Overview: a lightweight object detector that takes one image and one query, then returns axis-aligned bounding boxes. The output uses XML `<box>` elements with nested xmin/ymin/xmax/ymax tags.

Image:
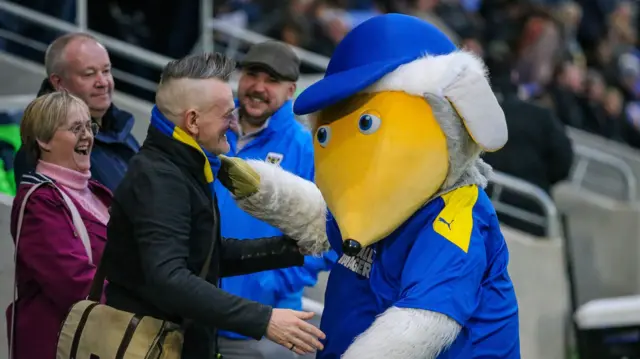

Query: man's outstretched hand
<box><xmin>217</xmin><ymin>155</ymin><xmax>261</xmax><ymax>199</ymax></box>
<box><xmin>266</xmin><ymin>309</ymin><xmax>326</xmax><ymax>355</ymax></box>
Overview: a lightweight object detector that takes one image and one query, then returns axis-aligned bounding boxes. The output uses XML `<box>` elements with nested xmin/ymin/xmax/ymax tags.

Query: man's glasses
<box><xmin>224</xmin><ymin>107</ymin><xmax>240</xmax><ymax>123</ymax></box>
<box><xmin>64</xmin><ymin>121</ymin><xmax>100</xmax><ymax>136</ymax></box>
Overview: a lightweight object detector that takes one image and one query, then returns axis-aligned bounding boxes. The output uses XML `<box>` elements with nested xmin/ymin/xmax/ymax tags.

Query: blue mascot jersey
<box><xmin>319</xmin><ymin>185</ymin><xmax>520</xmax><ymax>359</ymax></box>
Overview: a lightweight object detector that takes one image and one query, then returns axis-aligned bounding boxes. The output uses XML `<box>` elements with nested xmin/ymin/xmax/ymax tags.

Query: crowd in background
<box><xmin>214</xmin><ymin>0</ymin><xmax>640</xmax><ymax>148</ymax></box>
<box><xmin>0</xmin><ymin>0</ymin><xmax>638</xmax><ymax>228</ymax></box>
<box><xmin>4</xmin><ymin>0</ymin><xmax>640</xmax><ymax>146</ymax></box>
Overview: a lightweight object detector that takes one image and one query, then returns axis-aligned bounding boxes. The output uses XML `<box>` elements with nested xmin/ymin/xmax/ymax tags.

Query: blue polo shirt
<box><xmin>215</xmin><ymin>100</ymin><xmax>337</xmax><ymax>340</ymax></box>
<box><xmin>318</xmin><ymin>185</ymin><xmax>520</xmax><ymax>358</ymax></box>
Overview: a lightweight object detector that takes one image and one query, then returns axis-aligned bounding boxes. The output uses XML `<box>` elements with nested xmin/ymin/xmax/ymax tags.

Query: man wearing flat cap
<box><xmin>214</xmin><ymin>41</ymin><xmax>337</xmax><ymax>359</ymax></box>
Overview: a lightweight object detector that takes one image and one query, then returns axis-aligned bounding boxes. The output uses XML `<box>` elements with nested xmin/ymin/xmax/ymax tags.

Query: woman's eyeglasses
<box><xmin>65</xmin><ymin>121</ymin><xmax>100</xmax><ymax>136</ymax></box>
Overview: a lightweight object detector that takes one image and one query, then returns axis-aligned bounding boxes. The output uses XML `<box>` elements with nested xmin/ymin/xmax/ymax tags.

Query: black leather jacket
<box><xmin>104</xmin><ymin>125</ymin><xmax>304</xmax><ymax>358</ymax></box>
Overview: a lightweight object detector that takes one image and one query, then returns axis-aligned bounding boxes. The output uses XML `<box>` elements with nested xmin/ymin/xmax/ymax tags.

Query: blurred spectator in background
<box><xmin>484</xmin><ymin>67</ymin><xmax>574</xmax><ymax>236</ymax></box>
<box><xmin>514</xmin><ymin>11</ymin><xmax>563</xmax><ymax>97</ymax></box>
<box><xmin>545</xmin><ymin>61</ymin><xmax>587</xmax><ymax>128</ymax></box>
<box><xmin>581</xmin><ymin>69</ymin><xmax>624</xmax><ymax>140</ymax></box>
<box><xmin>604</xmin><ymin>87</ymin><xmax>629</xmax><ymax>143</ymax></box>
<box><xmin>308</xmin><ymin>0</ymin><xmax>352</xmax><ymax>57</ymax></box>
<box><xmin>215</xmin><ymin>40</ymin><xmax>336</xmax><ymax>359</ymax></box>
<box><xmin>8</xmin><ymin>92</ymin><xmax>110</xmax><ymax>359</ymax></box>
<box><xmin>12</xmin><ymin>33</ymin><xmax>140</xmax><ymax>192</ymax></box>
<box><xmin>559</xmin><ymin>1</ymin><xmax>586</xmax><ymax>66</ymax></box>
<box><xmin>408</xmin><ymin>0</ymin><xmax>460</xmax><ymax>43</ymax></box>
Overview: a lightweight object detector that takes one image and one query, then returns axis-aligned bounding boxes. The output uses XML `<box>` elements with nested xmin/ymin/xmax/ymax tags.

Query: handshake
<box><xmin>217</xmin><ymin>155</ymin><xmax>330</xmax><ymax>354</ymax></box>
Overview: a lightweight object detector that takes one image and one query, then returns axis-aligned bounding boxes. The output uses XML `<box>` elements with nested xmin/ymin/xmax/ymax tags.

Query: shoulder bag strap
<box><xmin>10</xmin><ymin>182</ymin><xmax>45</xmax><ymax>359</ymax></box>
<box><xmin>56</xmin><ymin>187</ymin><xmax>93</xmax><ymax>264</ymax></box>
<box><xmin>10</xmin><ymin>182</ymin><xmax>95</xmax><ymax>358</ymax></box>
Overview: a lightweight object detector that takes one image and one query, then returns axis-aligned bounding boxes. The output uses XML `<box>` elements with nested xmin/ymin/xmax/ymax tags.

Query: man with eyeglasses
<box><xmin>13</xmin><ymin>32</ymin><xmax>140</xmax><ymax>192</ymax></box>
<box><xmin>215</xmin><ymin>40</ymin><xmax>337</xmax><ymax>359</ymax></box>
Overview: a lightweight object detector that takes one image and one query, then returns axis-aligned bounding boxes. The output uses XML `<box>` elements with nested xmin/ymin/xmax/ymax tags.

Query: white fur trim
<box><xmin>234</xmin><ymin>160</ymin><xmax>330</xmax><ymax>255</ymax></box>
<box><xmin>364</xmin><ymin>51</ymin><xmax>508</xmax><ymax>152</ymax></box>
<box><xmin>342</xmin><ymin>307</ymin><xmax>461</xmax><ymax>359</ymax></box>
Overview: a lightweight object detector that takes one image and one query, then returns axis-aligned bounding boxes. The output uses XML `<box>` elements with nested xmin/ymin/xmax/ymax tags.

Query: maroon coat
<box><xmin>6</xmin><ymin>173</ymin><xmax>112</xmax><ymax>359</ymax></box>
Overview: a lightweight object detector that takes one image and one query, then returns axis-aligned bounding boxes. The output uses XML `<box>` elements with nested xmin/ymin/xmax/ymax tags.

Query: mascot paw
<box><xmin>233</xmin><ymin>160</ymin><xmax>330</xmax><ymax>255</ymax></box>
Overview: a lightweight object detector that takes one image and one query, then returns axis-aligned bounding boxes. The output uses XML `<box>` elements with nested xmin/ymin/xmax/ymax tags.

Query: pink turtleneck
<box><xmin>36</xmin><ymin>160</ymin><xmax>110</xmax><ymax>225</ymax></box>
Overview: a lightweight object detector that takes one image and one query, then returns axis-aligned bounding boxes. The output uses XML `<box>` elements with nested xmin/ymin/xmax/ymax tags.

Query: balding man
<box><xmin>102</xmin><ymin>53</ymin><xmax>325</xmax><ymax>359</ymax></box>
<box><xmin>13</xmin><ymin>32</ymin><xmax>140</xmax><ymax>191</ymax></box>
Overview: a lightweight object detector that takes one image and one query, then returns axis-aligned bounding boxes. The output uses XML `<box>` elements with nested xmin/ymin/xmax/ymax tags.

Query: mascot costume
<box><xmin>218</xmin><ymin>13</ymin><xmax>520</xmax><ymax>359</ymax></box>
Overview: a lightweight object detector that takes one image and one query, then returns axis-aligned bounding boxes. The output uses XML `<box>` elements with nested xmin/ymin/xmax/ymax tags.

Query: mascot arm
<box><xmin>342</xmin><ymin>221</ymin><xmax>487</xmax><ymax>359</ymax></box>
<box><xmin>218</xmin><ymin>156</ymin><xmax>330</xmax><ymax>255</ymax></box>
<box><xmin>269</xmin><ymin>156</ymin><xmax>338</xmax><ymax>291</ymax></box>
<box><xmin>341</xmin><ymin>307</ymin><xmax>460</xmax><ymax>359</ymax></box>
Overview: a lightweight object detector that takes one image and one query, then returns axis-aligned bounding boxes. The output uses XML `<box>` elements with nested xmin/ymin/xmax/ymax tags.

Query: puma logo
<box><xmin>438</xmin><ymin>217</ymin><xmax>454</xmax><ymax>230</ymax></box>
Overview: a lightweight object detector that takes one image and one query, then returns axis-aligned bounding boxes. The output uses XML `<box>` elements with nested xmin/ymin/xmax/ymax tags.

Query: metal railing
<box><xmin>489</xmin><ymin>171</ymin><xmax>562</xmax><ymax>238</ymax></box>
<box><xmin>0</xmin><ymin>95</ymin><xmax>35</xmax><ymax>112</ymax></box>
<box><xmin>0</xmin><ymin>1</ymin><xmax>174</xmax><ymax>69</ymax></box>
<box><xmin>203</xmin><ymin>19</ymin><xmax>330</xmax><ymax>71</ymax></box>
<box><xmin>0</xmin><ymin>1</ymin><xmax>176</xmax><ymax>93</ymax></box>
<box><xmin>571</xmin><ymin>144</ymin><xmax>637</xmax><ymax>202</ymax></box>
<box><xmin>76</xmin><ymin>0</ymin><xmax>87</xmax><ymax>31</ymax></box>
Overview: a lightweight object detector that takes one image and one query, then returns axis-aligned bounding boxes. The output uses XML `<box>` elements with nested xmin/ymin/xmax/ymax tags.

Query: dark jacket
<box><xmin>13</xmin><ymin>79</ymin><xmax>140</xmax><ymax>192</ymax></box>
<box><xmin>103</xmin><ymin>125</ymin><xmax>304</xmax><ymax>358</ymax></box>
<box><xmin>484</xmin><ymin>79</ymin><xmax>574</xmax><ymax>236</ymax></box>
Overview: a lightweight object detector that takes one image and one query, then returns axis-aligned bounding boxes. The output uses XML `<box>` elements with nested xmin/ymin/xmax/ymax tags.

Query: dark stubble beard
<box><xmin>239</xmin><ymin>106</ymin><xmax>273</xmax><ymax>127</ymax></box>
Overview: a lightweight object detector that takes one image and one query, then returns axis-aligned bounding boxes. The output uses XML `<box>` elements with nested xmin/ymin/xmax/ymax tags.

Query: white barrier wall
<box><xmin>554</xmin><ymin>184</ymin><xmax>640</xmax><ymax>305</ymax></box>
<box><xmin>503</xmin><ymin>226</ymin><xmax>570</xmax><ymax>359</ymax></box>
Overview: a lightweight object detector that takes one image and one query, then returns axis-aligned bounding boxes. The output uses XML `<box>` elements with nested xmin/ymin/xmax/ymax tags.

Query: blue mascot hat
<box><xmin>293</xmin><ymin>13</ymin><xmax>457</xmax><ymax>115</ymax></box>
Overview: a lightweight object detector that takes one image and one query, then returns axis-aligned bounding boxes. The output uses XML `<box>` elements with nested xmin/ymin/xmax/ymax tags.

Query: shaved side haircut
<box><xmin>155</xmin><ymin>53</ymin><xmax>236</xmax><ymax>121</ymax></box>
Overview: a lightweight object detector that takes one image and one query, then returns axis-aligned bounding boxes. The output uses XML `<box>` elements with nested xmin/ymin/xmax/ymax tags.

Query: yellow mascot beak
<box><xmin>314</xmin><ymin>91</ymin><xmax>449</xmax><ymax>255</ymax></box>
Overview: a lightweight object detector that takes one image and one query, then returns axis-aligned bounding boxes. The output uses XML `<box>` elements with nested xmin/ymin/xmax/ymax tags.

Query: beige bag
<box><xmin>55</xmin><ymin>211</ymin><xmax>215</xmax><ymax>359</ymax></box>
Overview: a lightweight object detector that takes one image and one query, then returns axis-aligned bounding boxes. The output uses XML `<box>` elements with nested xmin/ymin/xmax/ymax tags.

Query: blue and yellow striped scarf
<box><xmin>150</xmin><ymin>105</ymin><xmax>221</xmax><ymax>195</ymax></box>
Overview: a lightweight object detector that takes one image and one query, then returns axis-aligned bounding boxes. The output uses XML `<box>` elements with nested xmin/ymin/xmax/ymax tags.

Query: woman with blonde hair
<box><xmin>6</xmin><ymin>91</ymin><xmax>111</xmax><ymax>359</ymax></box>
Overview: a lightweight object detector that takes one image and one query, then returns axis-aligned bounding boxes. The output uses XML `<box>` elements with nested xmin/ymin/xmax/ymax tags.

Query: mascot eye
<box><xmin>316</xmin><ymin>126</ymin><xmax>331</xmax><ymax>147</ymax></box>
<box><xmin>358</xmin><ymin>114</ymin><xmax>381</xmax><ymax>134</ymax></box>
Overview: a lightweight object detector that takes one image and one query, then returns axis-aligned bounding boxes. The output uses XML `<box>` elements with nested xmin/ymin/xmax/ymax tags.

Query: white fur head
<box><xmin>362</xmin><ymin>50</ymin><xmax>506</xmax><ymax>191</ymax></box>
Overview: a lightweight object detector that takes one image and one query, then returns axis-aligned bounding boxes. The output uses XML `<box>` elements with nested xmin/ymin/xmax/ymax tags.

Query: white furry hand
<box><xmin>233</xmin><ymin>160</ymin><xmax>330</xmax><ymax>255</ymax></box>
<box><xmin>341</xmin><ymin>307</ymin><xmax>461</xmax><ymax>359</ymax></box>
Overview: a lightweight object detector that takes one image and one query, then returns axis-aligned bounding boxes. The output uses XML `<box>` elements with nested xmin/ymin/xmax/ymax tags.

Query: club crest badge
<box><xmin>266</xmin><ymin>152</ymin><xmax>284</xmax><ymax>166</ymax></box>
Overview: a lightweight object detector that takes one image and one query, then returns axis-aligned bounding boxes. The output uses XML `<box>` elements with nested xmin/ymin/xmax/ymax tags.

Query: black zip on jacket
<box><xmin>103</xmin><ymin>124</ymin><xmax>304</xmax><ymax>358</ymax></box>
